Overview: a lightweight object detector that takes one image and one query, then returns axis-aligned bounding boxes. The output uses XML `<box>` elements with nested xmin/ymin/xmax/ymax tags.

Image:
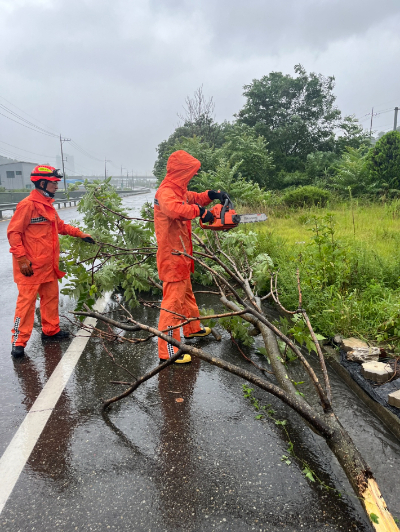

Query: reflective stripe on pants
<box><xmin>11</xmin><ymin>279</ymin><xmax>60</xmax><ymax>347</ymax></box>
<box><xmin>158</xmin><ymin>278</ymin><xmax>201</xmax><ymax>360</ymax></box>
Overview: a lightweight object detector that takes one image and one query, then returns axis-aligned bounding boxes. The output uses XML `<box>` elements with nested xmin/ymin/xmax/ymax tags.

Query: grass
<box><xmin>249</xmin><ymin>201</ymin><xmax>400</xmax><ymax>260</ymax></box>
<box><xmin>239</xmin><ymin>200</ymin><xmax>400</xmax><ymax>346</ymax></box>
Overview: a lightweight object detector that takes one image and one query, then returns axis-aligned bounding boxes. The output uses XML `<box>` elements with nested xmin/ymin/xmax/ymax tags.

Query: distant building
<box><xmin>0</xmin><ymin>158</ymin><xmax>38</xmax><ymax>190</ymax></box>
<box><xmin>56</xmin><ymin>154</ymin><xmax>75</xmax><ymax>174</ymax></box>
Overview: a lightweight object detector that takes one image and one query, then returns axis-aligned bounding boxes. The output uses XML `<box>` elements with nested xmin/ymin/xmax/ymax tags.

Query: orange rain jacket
<box><xmin>7</xmin><ymin>188</ymin><xmax>85</xmax><ymax>285</ymax></box>
<box><xmin>154</xmin><ymin>150</ymin><xmax>211</xmax><ymax>282</ymax></box>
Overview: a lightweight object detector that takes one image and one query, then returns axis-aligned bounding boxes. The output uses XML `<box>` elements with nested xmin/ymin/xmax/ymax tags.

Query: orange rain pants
<box><xmin>158</xmin><ymin>278</ymin><xmax>202</xmax><ymax>360</ymax></box>
<box><xmin>12</xmin><ymin>279</ymin><xmax>60</xmax><ymax>347</ymax></box>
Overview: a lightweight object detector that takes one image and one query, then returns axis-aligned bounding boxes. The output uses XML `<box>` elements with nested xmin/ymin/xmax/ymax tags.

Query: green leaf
<box><xmin>369</xmin><ymin>513</ymin><xmax>379</xmax><ymax>524</ymax></box>
<box><xmin>302</xmin><ymin>466</ymin><xmax>315</xmax><ymax>482</ymax></box>
<box><xmin>255</xmin><ymin>414</ymin><xmax>263</xmax><ymax>420</ymax></box>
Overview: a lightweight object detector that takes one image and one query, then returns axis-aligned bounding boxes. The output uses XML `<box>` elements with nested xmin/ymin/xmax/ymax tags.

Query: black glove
<box><xmin>81</xmin><ymin>236</ymin><xmax>95</xmax><ymax>244</ymax></box>
<box><xmin>208</xmin><ymin>190</ymin><xmax>229</xmax><ymax>202</ymax></box>
<box><xmin>198</xmin><ymin>205</ymin><xmax>214</xmax><ymax>223</ymax></box>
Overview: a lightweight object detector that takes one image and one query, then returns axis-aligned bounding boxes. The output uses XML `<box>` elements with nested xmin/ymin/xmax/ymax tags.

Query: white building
<box><xmin>0</xmin><ymin>158</ymin><xmax>38</xmax><ymax>190</ymax></box>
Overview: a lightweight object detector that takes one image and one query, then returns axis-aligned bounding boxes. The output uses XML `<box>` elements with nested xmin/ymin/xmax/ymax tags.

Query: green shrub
<box><xmin>366</xmin><ymin>131</ymin><xmax>400</xmax><ymax>191</ymax></box>
<box><xmin>282</xmin><ymin>186</ymin><xmax>331</xmax><ymax>207</ymax></box>
<box><xmin>329</xmin><ymin>146</ymin><xmax>371</xmax><ymax>196</ymax></box>
<box><xmin>191</xmin><ymin>160</ymin><xmax>270</xmax><ymax>207</ymax></box>
<box><xmin>280</xmin><ymin>171</ymin><xmax>310</xmax><ymax>187</ymax></box>
<box><xmin>254</xmin><ymin>213</ymin><xmax>400</xmax><ymax>344</ymax></box>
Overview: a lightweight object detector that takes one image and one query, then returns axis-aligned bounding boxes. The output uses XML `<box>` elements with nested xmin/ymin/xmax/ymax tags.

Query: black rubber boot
<box><xmin>41</xmin><ymin>330</ymin><xmax>70</xmax><ymax>341</ymax></box>
<box><xmin>11</xmin><ymin>345</ymin><xmax>25</xmax><ymax>358</ymax></box>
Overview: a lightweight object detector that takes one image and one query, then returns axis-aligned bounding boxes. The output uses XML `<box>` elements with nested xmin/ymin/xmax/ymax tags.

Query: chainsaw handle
<box><xmin>220</xmin><ymin>197</ymin><xmax>234</xmax><ymax>226</ymax></box>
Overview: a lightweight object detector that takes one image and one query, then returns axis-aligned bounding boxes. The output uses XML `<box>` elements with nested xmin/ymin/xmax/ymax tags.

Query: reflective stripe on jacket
<box><xmin>154</xmin><ymin>150</ymin><xmax>211</xmax><ymax>282</ymax></box>
<box><xmin>7</xmin><ymin>189</ymin><xmax>84</xmax><ymax>284</ymax></box>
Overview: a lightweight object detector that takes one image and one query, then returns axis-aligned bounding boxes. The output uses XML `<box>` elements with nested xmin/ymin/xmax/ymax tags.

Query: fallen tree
<box><xmin>65</xmin><ymin>181</ymin><xmax>398</xmax><ymax>531</ymax></box>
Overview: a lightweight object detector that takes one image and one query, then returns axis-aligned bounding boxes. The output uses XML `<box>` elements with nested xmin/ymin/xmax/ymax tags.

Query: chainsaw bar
<box><xmin>235</xmin><ymin>213</ymin><xmax>268</xmax><ymax>224</ymax></box>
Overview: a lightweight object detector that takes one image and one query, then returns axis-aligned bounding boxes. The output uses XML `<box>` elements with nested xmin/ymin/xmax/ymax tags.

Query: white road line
<box><xmin>0</xmin><ymin>292</ymin><xmax>111</xmax><ymax>514</ymax></box>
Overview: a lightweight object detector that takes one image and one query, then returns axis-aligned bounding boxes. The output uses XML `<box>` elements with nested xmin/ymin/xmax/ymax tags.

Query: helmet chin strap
<box><xmin>37</xmin><ymin>180</ymin><xmax>55</xmax><ymax>198</ymax></box>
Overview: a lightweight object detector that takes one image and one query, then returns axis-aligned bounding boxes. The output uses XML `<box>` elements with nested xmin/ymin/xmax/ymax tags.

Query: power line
<box><xmin>68</xmin><ymin>160</ymin><xmax>96</xmax><ymax>174</ymax></box>
<box><xmin>69</xmin><ymin>140</ymin><xmax>103</xmax><ymax>162</ymax></box>
<box><xmin>0</xmin><ymin>95</ymin><xmax>118</xmax><ymax>174</ymax></box>
<box><xmin>0</xmin><ymin>94</ymin><xmax>59</xmax><ymax>136</ymax></box>
<box><xmin>0</xmin><ymin>148</ymin><xmax>37</xmax><ymax>164</ymax></box>
<box><xmin>372</xmin><ymin>98</ymin><xmax>400</xmax><ymax>109</ymax></box>
<box><xmin>0</xmin><ymin>111</ymin><xmax>58</xmax><ymax>137</ymax></box>
<box><xmin>0</xmin><ymin>96</ymin><xmax>103</xmax><ymax>163</ymax></box>
<box><xmin>0</xmin><ymin>103</ymin><xmax>58</xmax><ymax>137</ymax></box>
<box><xmin>64</xmin><ymin>166</ymin><xmax>86</xmax><ymax>176</ymax></box>
<box><xmin>0</xmin><ymin>139</ymin><xmax>57</xmax><ymax>159</ymax></box>
<box><xmin>356</xmin><ymin>107</ymin><xmax>395</xmax><ymax>122</ymax></box>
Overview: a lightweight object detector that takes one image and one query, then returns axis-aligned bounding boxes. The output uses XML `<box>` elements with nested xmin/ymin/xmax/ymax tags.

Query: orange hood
<box><xmin>159</xmin><ymin>150</ymin><xmax>201</xmax><ymax>193</ymax></box>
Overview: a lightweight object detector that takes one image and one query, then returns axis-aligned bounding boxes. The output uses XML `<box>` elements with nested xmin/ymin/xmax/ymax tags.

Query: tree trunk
<box><xmin>325</xmin><ymin>413</ymin><xmax>398</xmax><ymax>531</ymax></box>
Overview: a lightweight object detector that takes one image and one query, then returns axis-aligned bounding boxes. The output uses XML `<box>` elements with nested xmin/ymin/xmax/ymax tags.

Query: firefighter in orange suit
<box><xmin>8</xmin><ymin>165</ymin><xmax>95</xmax><ymax>358</ymax></box>
<box><xmin>154</xmin><ymin>150</ymin><xmax>228</xmax><ymax>364</ymax></box>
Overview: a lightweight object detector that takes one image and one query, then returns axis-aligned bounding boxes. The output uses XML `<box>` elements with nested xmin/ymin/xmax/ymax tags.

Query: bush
<box><xmin>282</xmin><ymin>186</ymin><xmax>331</xmax><ymax>207</ymax></box>
<box><xmin>330</xmin><ymin>146</ymin><xmax>370</xmax><ymax>196</ymax></box>
<box><xmin>191</xmin><ymin>160</ymin><xmax>270</xmax><ymax>207</ymax></box>
<box><xmin>280</xmin><ymin>171</ymin><xmax>310</xmax><ymax>187</ymax></box>
<box><xmin>255</xmin><ymin>213</ymin><xmax>400</xmax><ymax>343</ymax></box>
<box><xmin>366</xmin><ymin>131</ymin><xmax>400</xmax><ymax>191</ymax></box>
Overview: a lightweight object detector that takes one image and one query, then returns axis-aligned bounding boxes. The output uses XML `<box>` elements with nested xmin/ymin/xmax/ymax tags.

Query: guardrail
<box><xmin>0</xmin><ymin>197</ymin><xmax>84</xmax><ymax>219</ymax></box>
<box><xmin>0</xmin><ymin>187</ymin><xmax>152</xmax><ymax>219</ymax></box>
<box><xmin>0</xmin><ymin>203</ymin><xmax>18</xmax><ymax>219</ymax></box>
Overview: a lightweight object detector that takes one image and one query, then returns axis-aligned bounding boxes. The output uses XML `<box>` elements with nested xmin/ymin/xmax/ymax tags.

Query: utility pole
<box><xmin>59</xmin><ymin>134</ymin><xmax>71</xmax><ymax>192</ymax></box>
<box><xmin>369</xmin><ymin>107</ymin><xmax>374</xmax><ymax>139</ymax></box>
<box><xmin>394</xmin><ymin>107</ymin><xmax>399</xmax><ymax>131</ymax></box>
<box><xmin>121</xmin><ymin>166</ymin><xmax>126</xmax><ymax>189</ymax></box>
<box><xmin>104</xmin><ymin>158</ymin><xmax>111</xmax><ymax>181</ymax></box>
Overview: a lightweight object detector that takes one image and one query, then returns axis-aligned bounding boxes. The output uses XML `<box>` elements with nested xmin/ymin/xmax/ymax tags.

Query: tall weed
<box><xmin>254</xmin><ymin>211</ymin><xmax>400</xmax><ymax>344</ymax></box>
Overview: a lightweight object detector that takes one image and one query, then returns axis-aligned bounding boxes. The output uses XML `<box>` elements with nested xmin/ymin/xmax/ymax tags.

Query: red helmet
<box><xmin>30</xmin><ymin>165</ymin><xmax>63</xmax><ymax>182</ymax></box>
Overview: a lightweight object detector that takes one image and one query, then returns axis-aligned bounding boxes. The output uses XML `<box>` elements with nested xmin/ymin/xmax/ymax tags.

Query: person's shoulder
<box><xmin>156</xmin><ymin>185</ymin><xmax>174</xmax><ymax>199</ymax></box>
<box><xmin>20</xmin><ymin>192</ymin><xmax>34</xmax><ymax>203</ymax></box>
<box><xmin>15</xmin><ymin>194</ymin><xmax>34</xmax><ymax>211</ymax></box>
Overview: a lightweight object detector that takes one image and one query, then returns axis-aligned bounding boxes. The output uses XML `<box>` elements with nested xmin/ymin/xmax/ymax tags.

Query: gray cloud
<box><xmin>0</xmin><ymin>0</ymin><xmax>399</xmax><ymax>174</ymax></box>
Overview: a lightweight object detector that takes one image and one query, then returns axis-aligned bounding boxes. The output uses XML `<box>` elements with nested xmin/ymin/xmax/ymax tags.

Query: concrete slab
<box><xmin>388</xmin><ymin>390</ymin><xmax>400</xmax><ymax>409</ymax></box>
<box><xmin>347</xmin><ymin>346</ymin><xmax>380</xmax><ymax>363</ymax></box>
<box><xmin>361</xmin><ymin>361</ymin><xmax>395</xmax><ymax>384</ymax></box>
<box><xmin>341</xmin><ymin>337</ymin><xmax>368</xmax><ymax>352</ymax></box>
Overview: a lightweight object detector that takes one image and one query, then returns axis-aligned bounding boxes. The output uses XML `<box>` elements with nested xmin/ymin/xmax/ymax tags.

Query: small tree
<box><xmin>331</xmin><ymin>146</ymin><xmax>371</xmax><ymax>196</ymax></box>
<box><xmin>366</xmin><ymin>131</ymin><xmax>400</xmax><ymax>191</ymax></box>
<box><xmin>153</xmin><ymin>87</ymin><xmax>226</xmax><ymax>181</ymax></box>
<box><xmin>219</xmin><ymin>123</ymin><xmax>274</xmax><ymax>187</ymax></box>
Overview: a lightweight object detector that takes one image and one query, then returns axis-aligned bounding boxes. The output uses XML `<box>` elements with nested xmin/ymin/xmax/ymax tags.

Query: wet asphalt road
<box><xmin>0</xmin><ymin>192</ymin><xmax>399</xmax><ymax>531</ymax></box>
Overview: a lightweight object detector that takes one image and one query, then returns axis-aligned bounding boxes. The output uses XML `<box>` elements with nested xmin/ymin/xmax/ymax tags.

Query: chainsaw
<box><xmin>200</xmin><ymin>196</ymin><xmax>267</xmax><ymax>231</ymax></box>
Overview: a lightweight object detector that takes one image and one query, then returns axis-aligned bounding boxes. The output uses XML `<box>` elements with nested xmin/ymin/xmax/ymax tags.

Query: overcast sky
<box><xmin>0</xmin><ymin>0</ymin><xmax>399</xmax><ymax>176</ymax></box>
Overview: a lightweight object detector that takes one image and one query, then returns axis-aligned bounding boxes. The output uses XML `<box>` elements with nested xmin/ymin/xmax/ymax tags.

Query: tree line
<box><xmin>153</xmin><ymin>65</ymin><xmax>400</xmax><ymax>200</ymax></box>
